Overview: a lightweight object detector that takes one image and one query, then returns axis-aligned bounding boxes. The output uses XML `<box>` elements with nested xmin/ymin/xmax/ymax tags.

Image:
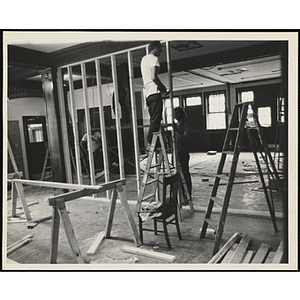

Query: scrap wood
<box><xmin>272</xmin><ymin>239</ymin><xmax>284</xmax><ymax>263</ymax></box>
<box><xmin>208</xmin><ymin>232</ymin><xmax>242</xmax><ymax>264</ymax></box>
<box><xmin>17</xmin><ymin>200</ymin><xmax>39</xmax><ymax>209</ymax></box>
<box><xmin>122</xmin><ymin>246</ymin><xmax>176</xmax><ymax>262</ymax></box>
<box><xmin>221</xmin><ymin>243</ymin><xmax>238</xmax><ymax>263</ymax></box>
<box><xmin>7</xmin><ymin>235</ymin><xmax>33</xmax><ymax>255</ymax></box>
<box><xmin>228</xmin><ymin>234</ymin><xmax>251</xmax><ymax>263</ymax></box>
<box><xmin>251</xmin><ymin>243</ymin><xmax>270</xmax><ymax>263</ymax></box>
<box><xmin>242</xmin><ymin>250</ymin><xmax>255</xmax><ymax>263</ymax></box>
<box><xmin>87</xmin><ymin>232</ymin><xmax>105</xmax><ymax>256</ymax></box>
<box><xmin>27</xmin><ymin>215</ymin><xmax>52</xmax><ymax>229</ymax></box>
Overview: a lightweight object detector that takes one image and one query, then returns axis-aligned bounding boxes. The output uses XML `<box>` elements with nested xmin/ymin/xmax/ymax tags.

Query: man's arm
<box><xmin>151</xmin><ymin>65</ymin><xmax>167</xmax><ymax>93</ymax></box>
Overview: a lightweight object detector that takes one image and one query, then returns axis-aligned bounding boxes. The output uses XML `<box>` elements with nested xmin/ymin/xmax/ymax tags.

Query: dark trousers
<box><xmin>146</xmin><ymin>93</ymin><xmax>162</xmax><ymax>144</ymax></box>
<box><xmin>178</xmin><ymin>151</ymin><xmax>192</xmax><ymax>197</ymax></box>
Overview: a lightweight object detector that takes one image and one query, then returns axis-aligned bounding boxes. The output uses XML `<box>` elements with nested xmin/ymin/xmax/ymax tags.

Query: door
<box><xmin>8</xmin><ymin>120</ymin><xmax>24</xmax><ymax>174</ymax></box>
<box><xmin>23</xmin><ymin>116</ymin><xmax>48</xmax><ymax>179</ymax></box>
<box><xmin>184</xmin><ymin>95</ymin><xmax>206</xmax><ymax>152</ymax></box>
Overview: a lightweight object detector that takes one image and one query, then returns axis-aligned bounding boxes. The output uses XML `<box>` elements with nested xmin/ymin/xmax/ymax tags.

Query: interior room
<box><xmin>3</xmin><ymin>31</ymin><xmax>296</xmax><ymax>269</ymax></box>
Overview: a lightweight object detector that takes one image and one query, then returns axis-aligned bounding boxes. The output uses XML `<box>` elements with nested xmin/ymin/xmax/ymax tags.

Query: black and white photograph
<box><xmin>2</xmin><ymin>31</ymin><xmax>298</xmax><ymax>272</ymax></box>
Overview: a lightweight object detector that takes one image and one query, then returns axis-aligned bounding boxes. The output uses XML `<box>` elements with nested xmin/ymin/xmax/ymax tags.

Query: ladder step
<box><xmin>146</xmin><ymin>178</ymin><xmax>159</xmax><ymax>185</ymax></box>
<box><xmin>142</xmin><ymin>194</ymin><xmax>155</xmax><ymax>202</ymax></box>
<box><xmin>222</xmin><ymin>151</ymin><xmax>234</xmax><ymax>155</ymax></box>
<box><xmin>211</xmin><ymin>196</ymin><xmax>223</xmax><ymax>206</ymax></box>
<box><xmin>149</xmin><ymin>163</ymin><xmax>161</xmax><ymax>168</ymax></box>
<box><xmin>204</xmin><ymin>218</ymin><xmax>218</xmax><ymax>232</ymax></box>
<box><xmin>229</xmin><ymin>128</ymin><xmax>239</xmax><ymax>131</ymax></box>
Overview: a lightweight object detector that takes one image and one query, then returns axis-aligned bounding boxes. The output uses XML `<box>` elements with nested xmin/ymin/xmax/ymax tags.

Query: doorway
<box><xmin>23</xmin><ymin>116</ymin><xmax>48</xmax><ymax>179</ymax></box>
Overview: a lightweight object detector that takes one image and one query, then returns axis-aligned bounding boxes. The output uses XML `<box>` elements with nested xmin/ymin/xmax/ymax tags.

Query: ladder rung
<box><xmin>146</xmin><ymin>178</ymin><xmax>159</xmax><ymax>185</ymax></box>
<box><xmin>149</xmin><ymin>163</ymin><xmax>161</xmax><ymax>168</ymax></box>
<box><xmin>204</xmin><ymin>218</ymin><xmax>218</xmax><ymax>232</ymax></box>
<box><xmin>211</xmin><ymin>196</ymin><xmax>223</xmax><ymax>206</ymax></box>
<box><xmin>222</xmin><ymin>151</ymin><xmax>234</xmax><ymax>155</ymax></box>
<box><xmin>229</xmin><ymin>128</ymin><xmax>239</xmax><ymax>131</ymax></box>
<box><xmin>142</xmin><ymin>194</ymin><xmax>155</xmax><ymax>202</ymax></box>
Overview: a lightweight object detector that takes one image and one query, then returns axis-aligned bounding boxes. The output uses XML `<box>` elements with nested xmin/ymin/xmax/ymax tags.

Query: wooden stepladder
<box><xmin>136</xmin><ymin>130</ymin><xmax>194</xmax><ymax>214</ymax></box>
<box><xmin>200</xmin><ymin>102</ymin><xmax>281</xmax><ymax>255</ymax></box>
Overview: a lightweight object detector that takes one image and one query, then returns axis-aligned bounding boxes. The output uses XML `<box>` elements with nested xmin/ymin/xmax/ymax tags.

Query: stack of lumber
<box><xmin>209</xmin><ymin>232</ymin><xmax>284</xmax><ymax>264</ymax></box>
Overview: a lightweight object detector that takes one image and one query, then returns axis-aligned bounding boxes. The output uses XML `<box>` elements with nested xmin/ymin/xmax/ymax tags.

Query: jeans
<box><xmin>146</xmin><ymin>93</ymin><xmax>162</xmax><ymax>144</ymax></box>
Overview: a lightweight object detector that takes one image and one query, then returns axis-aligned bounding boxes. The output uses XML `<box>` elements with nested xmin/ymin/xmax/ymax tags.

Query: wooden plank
<box><xmin>105</xmin><ymin>189</ymin><xmax>118</xmax><ymax>238</ymax></box>
<box><xmin>95</xmin><ymin>59</ymin><xmax>110</xmax><ymax>190</ymax></box>
<box><xmin>221</xmin><ymin>243</ymin><xmax>238</xmax><ymax>263</ymax></box>
<box><xmin>265</xmin><ymin>251</ymin><xmax>276</xmax><ymax>263</ymax></box>
<box><xmin>122</xmin><ymin>246</ymin><xmax>176</xmax><ymax>262</ymax></box>
<box><xmin>50</xmin><ymin>206</ymin><xmax>60</xmax><ymax>264</ymax></box>
<box><xmin>27</xmin><ymin>215</ymin><xmax>52</xmax><ymax>229</ymax></box>
<box><xmin>57</xmin><ymin>201</ymin><xmax>85</xmax><ymax>264</ymax></box>
<box><xmin>251</xmin><ymin>243</ymin><xmax>270</xmax><ymax>263</ymax></box>
<box><xmin>242</xmin><ymin>250</ymin><xmax>254</xmax><ymax>263</ymax></box>
<box><xmin>7</xmin><ymin>235</ymin><xmax>33</xmax><ymax>255</ymax></box>
<box><xmin>117</xmin><ymin>184</ymin><xmax>142</xmax><ymax>247</ymax></box>
<box><xmin>272</xmin><ymin>239</ymin><xmax>284</xmax><ymax>263</ymax></box>
<box><xmin>11</xmin><ymin>182</ymin><xmax>18</xmax><ymax>217</ymax></box>
<box><xmin>9</xmin><ymin>178</ymin><xmax>125</xmax><ymax>192</ymax></box>
<box><xmin>228</xmin><ymin>234</ymin><xmax>251</xmax><ymax>263</ymax></box>
<box><xmin>15</xmin><ymin>182</ymin><xmax>31</xmax><ymax>221</ymax></box>
<box><xmin>128</xmin><ymin>51</ymin><xmax>141</xmax><ymax>191</ymax></box>
<box><xmin>81</xmin><ymin>62</ymin><xmax>96</xmax><ymax>185</ymax></box>
<box><xmin>7</xmin><ymin>234</ymin><xmax>33</xmax><ymax>251</ymax></box>
<box><xmin>67</xmin><ymin>66</ymin><xmax>83</xmax><ymax>184</ymax></box>
<box><xmin>8</xmin><ymin>139</ymin><xmax>19</xmax><ymax>172</ymax></box>
<box><xmin>48</xmin><ymin>188</ymin><xmax>98</xmax><ymax>206</ymax></box>
<box><xmin>17</xmin><ymin>200</ymin><xmax>38</xmax><ymax>209</ymax></box>
<box><xmin>86</xmin><ymin>232</ymin><xmax>105</xmax><ymax>256</ymax></box>
<box><xmin>208</xmin><ymin>232</ymin><xmax>242</xmax><ymax>264</ymax></box>
<box><xmin>111</xmin><ymin>55</ymin><xmax>125</xmax><ymax>180</ymax></box>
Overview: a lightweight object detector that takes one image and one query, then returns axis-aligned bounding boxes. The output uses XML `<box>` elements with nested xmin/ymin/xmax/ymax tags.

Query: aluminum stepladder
<box><xmin>136</xmin><ymin>128</ymin><xmax>194</xmax><ymax>214</ymax></box>
<box><xmin>200</xmin><ymin>101</ymin><xmax>281</xmax><ymax>255</ymax></box>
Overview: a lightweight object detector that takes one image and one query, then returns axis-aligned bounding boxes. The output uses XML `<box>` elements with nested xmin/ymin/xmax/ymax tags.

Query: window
<box><xmin>240</xmin><ymin>90</ymin><xmax>255</xmax><ymax>126</ymax></box>
<box><xmin>164</xmin><ymin>97</ymin><xmax>179</xmax><ymax>124</ymax></box>
<box><xmin>258</xmin><ymin>107</ymin><xmax>272</xmax><ymax>127</ymax></box>
<box><xmin>186</xmin><ymin>95</ymin><xmax>201</xmax><ymax>106</ymax></box>
<box><xmin>207</xmin><ymin>93</ymin><xmax>226</xmax><ymax>129</ymax></box>
<box><xmin>28</xmin><ymin>124</ymin><xmax>44</xmax><ymax>143</ymax></box>
<box><xmin>241</xmin><ymin>91</ymin><xmax>254</xmax><ymax>102</ymax></box>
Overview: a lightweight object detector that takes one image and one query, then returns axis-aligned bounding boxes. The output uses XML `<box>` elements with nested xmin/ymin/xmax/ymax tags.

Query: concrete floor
<box><xmin>4</xmin><ymin>152</ymin><xmax>286</xmax><ymax>269</ymax></box>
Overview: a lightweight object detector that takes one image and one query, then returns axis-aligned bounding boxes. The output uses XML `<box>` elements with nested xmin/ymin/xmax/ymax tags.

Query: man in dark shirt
<box><xmin>173</xmin><ymin>106</ymin><xmax>192</xmax><ymax>198</ymax></box>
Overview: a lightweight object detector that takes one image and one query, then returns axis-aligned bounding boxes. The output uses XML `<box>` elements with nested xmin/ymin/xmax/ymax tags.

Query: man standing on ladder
<box><xmin>140</xmin><ymin>41</ymin><xmax>169</xmax><ymax>153</ymax></box>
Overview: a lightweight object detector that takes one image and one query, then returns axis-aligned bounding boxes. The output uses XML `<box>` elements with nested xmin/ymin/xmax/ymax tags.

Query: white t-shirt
<box><xmin>140</xmin><ymin>54</ymin><xmax>160</xmax><ymax>98</ymax></box>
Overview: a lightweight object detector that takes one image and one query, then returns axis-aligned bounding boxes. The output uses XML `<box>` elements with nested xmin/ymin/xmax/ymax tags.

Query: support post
<box><xmin>14</xmin><ymin>182</ymin><xmax>31</xmax><ymax>221</ymax></box>
<box><xmin>105</xmin><ymin>188</ymin><xmax>118</xmax><ymax>238</ymax></box>
<box><xmin>81</xmin><ymin>63</ymin><xmax>96</xmax><ymax>185</ymax></box>
<box><xmin>95</xmin><ymin>59</ymin><xmax>110</xmax><ymax>189</ymax></box>
<box><xmin>49</xmin><ymin>205</ymin><xmax>60</xmax><ymax>263</ymax></box>
<box><xmin>128</xmin><ymin>51</ymin><xmax>141</xmax><ymax>191</ymax></box>
<box><xmin>67</xmin><ymin>66</ymin><xmax>83</xmax><ymax>184</ymax></box>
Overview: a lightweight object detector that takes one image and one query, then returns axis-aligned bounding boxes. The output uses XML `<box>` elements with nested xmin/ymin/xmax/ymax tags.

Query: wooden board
<box><xmin>242</xmin><ymin>250</ymin><xmax>254</xmax><ymax>263</ymax></box>
<box><xmin>228</xmin><ymin>234</ymin><xmax>251</xmax><ymax>263</ymax></box>
<box><xmin>272</xmin><ymin>240</ymin><xmax>284</xmax><ymax>263</ymax></box>
<box><xmin>264</xmin><ymin>251</ymin><xmax>276</xmax><ymax>263</ymax></box>
<box><xmin>87</xmin><ymin>232</ymin><xmax>105</xmax><ymax>256</ymax></box>
<box><xmin>251</xmin><ymin>243</ymin><xmax>270</xmax><ymax>264</ymax></box>
<box><xmin>7</xmin><ymin>235</ymin><xmax>33</xmax><ymax>255</ymax></box>
<box><xmin>208</xmin><ymin>232</ymin><xmax>242</xmax><ymax>264</ymax></box>
<box><xmin>221</xmin><ymin>243</ymin><xmax>238</xmax><ymax>263</ymax></box>
<box><xmin>122</xmin><ymin>246</ymin><xmax>176</xmax><ymax>262</ymax></box>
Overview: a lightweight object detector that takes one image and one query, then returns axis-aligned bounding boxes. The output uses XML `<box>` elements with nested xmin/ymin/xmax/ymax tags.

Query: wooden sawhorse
<box><xmin>48</xmin><ymin>179</ymin><xmax>141</xmax><ymax>264</ymax></box>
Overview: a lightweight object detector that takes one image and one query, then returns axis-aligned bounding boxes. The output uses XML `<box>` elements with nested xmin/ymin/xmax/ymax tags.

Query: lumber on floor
<box><xmin>7</xmin><ymin>235</ymin><xmax>33</xmax><ymax>255</ymax></box>
<box><xmin>228</xmin><ymin>234</ymin><xmax>251</xmax><ymax>263</ymax></box>
<box><xmin>221</xmin><ymin>243</ymin><xmax>238</xmax><ymax>263</ymax></box>
<box><xmin>208</xmin><ymin>232</ymin><xmax>242</xmax><ymax>264</ymax></box>
<box><xmin>251</xmin><ymin>243</ymin><xmax>270</xmax><ymax>263</ymax></box>
<box><xmin>87</xmin><ymin>232</ymin><xmax>105</xmax><ymax>256</ymax></box>
<box><xmin>122</xmin><ymin>246</ymin><xmax>176</xmax><ymax>262</ymax></box>
<box><xmin>272</xmin><ymin>239</ymin><xmax>284</xmax><ymax>263</ymax></box>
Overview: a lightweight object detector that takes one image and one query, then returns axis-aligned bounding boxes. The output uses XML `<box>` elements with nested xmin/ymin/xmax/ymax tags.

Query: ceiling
<box><xmin>7</xmin><ymin>39</ymin><xmax>285</xmax><ymax>92</ymax></box>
